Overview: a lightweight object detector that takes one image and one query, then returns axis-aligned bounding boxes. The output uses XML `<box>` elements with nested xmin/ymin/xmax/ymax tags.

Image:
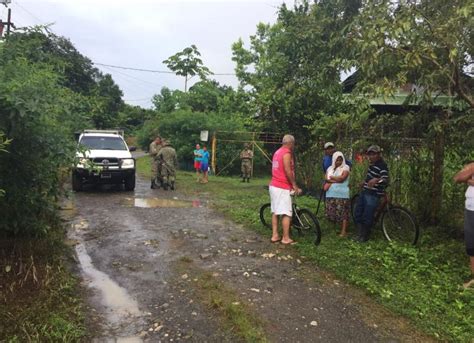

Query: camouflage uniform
<box><xmin>157</xmin><ymin>141</ymin><xmax>178</xmax><ymax>190</ymax></box>
<box><xmin>149</xmin><ymin>140</ymin><xmax>162</xmax><ymax>188</ymax></box>
<box><xmin>240</xmin><ymin>146</ymin><xmax>254</xmax><ymax>182</ymax></box>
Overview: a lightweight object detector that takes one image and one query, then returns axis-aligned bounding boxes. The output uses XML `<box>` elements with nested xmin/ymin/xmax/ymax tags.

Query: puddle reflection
<box><xmin>75</xmin><ymin>242</ymin><xmax>141</xmax><ymax>324</ymax></box>
<box><xmin>123</xmin><ymin>197</ymin><xmax>202</xmax><ymax>208</ymax></box>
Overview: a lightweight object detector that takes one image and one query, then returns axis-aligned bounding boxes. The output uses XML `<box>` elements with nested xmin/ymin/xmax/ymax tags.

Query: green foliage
<box><xmin>348</xmin><ymin>0</ymin><xmax>474</xmax><ymax>108</ymax></box>
<box><xmin>0</xmin><ymin>132</ymin><xmax>11</xmax><ymax>198</ymax></box>
<box><xmin>5</xmin><ymin>27</ymin><xmax>99</xmax><ymax>95</ymax></box>
<box><xmin>0</xmin><ymin>56</ymin><xmax>78</xmax><ymax>234</ymax></box>
<box><xmin>231</xmin><ymin>1</ymin><xmax>361</xmax><ymax>146</ymax></box>
<box><xmin>0</xmin><ymin>27</ymin><xmax>126</xmax><ymax>235</ymax></box>
<box><xmin>137</xmin><ymin>109</ymin><xmax>252</xmax><ymax>172</ymax></box>
<box><xmin>163</xmin><ymin>45</ymin><xmax>213</xmax><ymax>92</ymax></box>
<box><xmin>116</xmin><ymin>103</ymin><xmax>156</xmax><ymax>134</ymax></box>
<box><xmin>91</xmin><ymin>74</ymin><xmax>125</xmax><ymax>129</ymax></box>
<box><xmin>0</xmin><ymin>229</ymin><xmax>86</xmax><ymax>341</ymax></box>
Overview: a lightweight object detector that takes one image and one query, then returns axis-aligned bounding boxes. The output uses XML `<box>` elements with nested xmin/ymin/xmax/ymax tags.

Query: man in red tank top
<box><xmin>269</xmin><ymin>134</ymin><xmax>302</xmax><ymax>245</ymax></box>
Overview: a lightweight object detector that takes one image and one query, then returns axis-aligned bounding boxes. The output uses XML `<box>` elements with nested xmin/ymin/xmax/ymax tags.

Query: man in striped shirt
<box><xmin>353</xmin><ymin>145</ymin><xmax>389</xmax><ymax>242</ymax></box>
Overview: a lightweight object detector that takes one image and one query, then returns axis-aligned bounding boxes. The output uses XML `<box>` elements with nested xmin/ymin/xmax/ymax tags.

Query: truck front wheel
<box><xmin>125</xmin><ymin>174</ymin><xmax>136</xmax><ymax>191</ymax></box>
<box><xmin>72</xmin><ymin>171</ymin><xmax>82</xmax><ymax>191</ymax></box>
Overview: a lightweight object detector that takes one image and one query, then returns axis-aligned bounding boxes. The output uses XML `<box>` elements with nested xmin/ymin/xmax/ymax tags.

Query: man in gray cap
<box><xmin>322</xmin><ymin>142</ymin><xmax>336</xmax><ymax>173</ymax></box>
<box><xmin>353</xmin><ymin>145</ymin><xmax>389</xmax><ymax>242</ymax></box>
<box><xmin>322</xmin><ymin>142</ymin><xmax>352</xmax><ymax>173</ymax></box>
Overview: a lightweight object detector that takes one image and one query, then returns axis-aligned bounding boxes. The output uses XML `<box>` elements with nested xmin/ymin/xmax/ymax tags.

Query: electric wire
<box><xmin>100</xmin><ymin>64</ymin><xmax>163</xmax><ymax>88</ymax></box>
<box><xmin>94</xmin><ymin>62</ymin><xmax>236</xmax><ymax>76</ymax></box>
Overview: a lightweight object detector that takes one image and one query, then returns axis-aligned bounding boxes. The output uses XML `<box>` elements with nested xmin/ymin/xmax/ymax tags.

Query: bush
<box><xmin>136</xmin><ymin>110</ymin><xmax>267</xmax><ymax>174</ymax></box>
<box><xmin>0</xmin><ymin>48</ymin><xmax>85</xmax><ymax>235</ymax></box>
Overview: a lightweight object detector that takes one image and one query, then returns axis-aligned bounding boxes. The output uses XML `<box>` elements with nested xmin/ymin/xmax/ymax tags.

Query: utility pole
<box><xmin>0</xmin><ymin>0</ymin><xmax>14</xmax><ymax>38</ymax></box>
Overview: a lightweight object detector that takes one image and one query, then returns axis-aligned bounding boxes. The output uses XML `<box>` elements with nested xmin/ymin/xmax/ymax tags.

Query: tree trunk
<box><xmin>431</xmin><ymin>119</ymin><xmax>445</xmax><ymax>224</ymax></box>
<box><xmin>184</xmin><ymin>75</ymin><xmax>188</xmax><ymax>92</ymax></box>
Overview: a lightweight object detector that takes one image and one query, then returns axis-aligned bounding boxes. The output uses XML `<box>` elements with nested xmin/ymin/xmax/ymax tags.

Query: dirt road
<box><xmin>68</xmin><ymin>175</ymin><xmax>430</xmax><ymax>342</ymax></box>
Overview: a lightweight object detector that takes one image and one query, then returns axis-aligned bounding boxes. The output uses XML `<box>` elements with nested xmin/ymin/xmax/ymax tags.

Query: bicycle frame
<box><xmin>373</xmin><ymin>193</ymin><xmax>389</xmax><ymax>223</ymax></box>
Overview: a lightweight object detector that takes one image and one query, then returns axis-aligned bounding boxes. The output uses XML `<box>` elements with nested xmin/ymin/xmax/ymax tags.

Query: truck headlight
<box><xmin>121</xmin><ymin>158</ymin><xmax>135</xmax><ymax>169</ymax></box>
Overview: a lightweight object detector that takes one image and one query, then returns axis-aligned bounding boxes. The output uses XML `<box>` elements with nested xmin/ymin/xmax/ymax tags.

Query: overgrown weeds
<box><xmin>0</xmin><ymin>227</ymin><xmax>85</xmax><ymax>341</ymax></box>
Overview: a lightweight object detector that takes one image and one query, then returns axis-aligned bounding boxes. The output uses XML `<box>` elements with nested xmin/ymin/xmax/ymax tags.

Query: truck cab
<box><xmin>72</xmin><ymin>130</ymin><xmax>136</xmax><ymax>191</ymax></box>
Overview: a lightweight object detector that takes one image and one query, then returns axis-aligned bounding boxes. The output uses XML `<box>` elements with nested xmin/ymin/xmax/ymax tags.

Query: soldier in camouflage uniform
<box><xmin>157</xmin><ymin>139</ymin><xmax>178</xmax><ymax>190</ymax></box>
<box><xmin>240</xmin><ymin>143</ymin><xmax>254</xmax><ymax>183</ymax></box>
<box><xmin>149</xmin><ymin>136</ymin><xmax>163</xmax><ymax>189</ymax></box>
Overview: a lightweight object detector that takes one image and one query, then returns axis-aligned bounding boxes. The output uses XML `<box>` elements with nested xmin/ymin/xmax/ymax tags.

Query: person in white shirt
<box><xmin>454</xmin><ymin>161</ymin><xmax>474</xmax><ymax>289</ymax></box>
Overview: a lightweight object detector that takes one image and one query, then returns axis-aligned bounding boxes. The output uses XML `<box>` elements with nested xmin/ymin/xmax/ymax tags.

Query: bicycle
<box><xmin>350</xmin><ymin>180</ymin><xmax>419</xmax><ymax>245</ymax></box>
<box><xmin>259</xmin><ymin>194</ymin><xmax>322</xmax><ymax>245</ymax></box>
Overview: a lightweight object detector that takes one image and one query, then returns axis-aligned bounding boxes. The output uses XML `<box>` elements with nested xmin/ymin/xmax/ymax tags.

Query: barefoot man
<box><xmin>454</xmin><ymin>161</ymin><xmax>474</xmax><ymax>289</ymax></box>
<box><xmin>269</xmin><ymin>134</ymin><xmax>302</xmax><ymax>245</ymax></box>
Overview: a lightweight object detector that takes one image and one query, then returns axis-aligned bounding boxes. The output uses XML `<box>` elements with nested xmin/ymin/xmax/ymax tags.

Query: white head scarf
<box><xmin>326</xmin><ymin>151</ymin><xmax>350</xmax><ymax>178</ymax></box>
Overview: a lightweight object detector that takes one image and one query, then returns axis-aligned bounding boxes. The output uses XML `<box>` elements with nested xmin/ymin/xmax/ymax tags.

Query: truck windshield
<box><xmin>79</xmin><ymin>136</ymin><xmax>127</xmax><ymax>151</ymax></box>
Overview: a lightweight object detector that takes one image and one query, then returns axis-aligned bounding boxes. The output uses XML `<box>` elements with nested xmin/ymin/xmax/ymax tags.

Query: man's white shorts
<box><xmin>269</xmin><ymin>185</ymin><xmax>292</xmax><ymax>216</ymax></box>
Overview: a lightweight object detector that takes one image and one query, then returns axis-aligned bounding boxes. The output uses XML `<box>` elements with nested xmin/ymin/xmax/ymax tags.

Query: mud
<box><xmin>67</xmin><ymin>175</ymin><xmax>433</xmax><ymax>342</ymax></box>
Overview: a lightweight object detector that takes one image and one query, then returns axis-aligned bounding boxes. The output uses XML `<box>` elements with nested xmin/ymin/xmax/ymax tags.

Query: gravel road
<box><xmin>67</xmin><ymin>174</ymin><xmax>432</xmax><ymax>342</ymax></box>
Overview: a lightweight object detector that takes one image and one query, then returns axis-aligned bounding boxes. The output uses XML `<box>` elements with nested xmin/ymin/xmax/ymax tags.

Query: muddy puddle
<box><xmin>71</xmin><ymin>220</ymin><xmax>146</xmax><ymax>340</ymax></box>
<box><xmin>122</xmin><ymin>197</ymin><xmax>202</xmax><ymax>208</ymax></box>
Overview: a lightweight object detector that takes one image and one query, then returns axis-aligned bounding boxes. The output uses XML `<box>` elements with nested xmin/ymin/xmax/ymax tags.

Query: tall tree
<box><xmin>91</xmin><ymin>73</ymin><xmax>124</xmax><ymax>129</ymax></box>
<box><xmin>347</xmin><ymin>0</ymin><xmax>474</xmax><ymax>223</ymax></box>
<box><xmin>348</xmin><ymin>0</ymin><xmax>473</xmax><ymax>107</ymax></box>
<box><xmin>231</xmin><ymin>1</ymin><xmax>360</xmax><ymax>145</ymax></box>
<box><xmin>163</xmin><ymin>45</ymin><xmax>212</xmax><ymax>92</ymax></box>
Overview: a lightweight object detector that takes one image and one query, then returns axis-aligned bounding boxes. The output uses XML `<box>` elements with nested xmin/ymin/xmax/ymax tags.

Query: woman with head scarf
<box><xmin>325</xmin><ymin>151</ymin><xmax>351</xmax><ymax>237</ymax></box>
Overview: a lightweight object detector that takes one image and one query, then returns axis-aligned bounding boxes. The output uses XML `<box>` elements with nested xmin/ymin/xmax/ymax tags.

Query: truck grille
<box><xmin>91</xmin><ymin>157</ymin><xmax>119</xmax><ymax>166</ymax></box>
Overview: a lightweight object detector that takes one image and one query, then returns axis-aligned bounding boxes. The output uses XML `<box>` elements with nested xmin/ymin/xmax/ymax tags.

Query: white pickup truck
<box><xmin>72</xmin><ymin>130</ymin><xmax>136</xmax><ymax>191</ymax></box>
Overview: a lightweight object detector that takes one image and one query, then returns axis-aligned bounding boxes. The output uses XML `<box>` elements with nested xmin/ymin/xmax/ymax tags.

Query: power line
<box><xmin>124</xmin><ymin>98</ymin><xmax>153</xmax><ymax>102</ymax></box>
<box><xmin>15</xmin><ymin>1</ymin><xmax>44</xmax><ymax>24</ymax></box>
<box><xmin>93</xmin><ymin>62</ymin><xmax>236</xmax><ymax>76</ymax></box>
<box><xmin>100</xmin><ymin>64</ymin><xmax>162</xmax><ymax>88</ymax></box>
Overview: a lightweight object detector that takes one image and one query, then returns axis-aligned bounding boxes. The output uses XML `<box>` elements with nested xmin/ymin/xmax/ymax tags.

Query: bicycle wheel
<box><xmin>259</xmin><ymin>203</ymin><xmax>272</xmax><ymax>229</ymax></box>
<box><xmin>381</xmin><ymin>206</ymin><xmax>419</xmax><ymax>245</ymax></box>
<box><xmin>350</xmin><ymin>194</ymin><xmax>359</xmax><ymax>223</ymax></box>
<box><xmin>293</xmin><ymin>208</ymin><xmax>322</xmax><ymax>245</ymax></box>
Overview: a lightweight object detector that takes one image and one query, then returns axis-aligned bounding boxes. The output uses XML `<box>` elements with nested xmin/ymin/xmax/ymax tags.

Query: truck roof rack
<box><xmin>82</xmin><ymin>129</ymin><xmax>124</xmax><ymax>137</ymax></box>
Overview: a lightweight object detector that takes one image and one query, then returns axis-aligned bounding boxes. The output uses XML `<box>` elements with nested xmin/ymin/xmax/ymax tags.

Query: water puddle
<box><xmin>92</xmin><ymin>337</ymin><xmax>143</xmax><ymax>343</ymax></box>
<box><xmin>71</xmin><ymin>219</ymin><xmax>145</xmax><ymax>339</ymax></box>
<box><xmin>122</xmin><ymin>197</ymin><xmax>202</xmax><ymax>208</ymax></box>
<box><xmin>75</xmin><ymin>243</ymin><xmax>142</xmax><ymax>322</ymax></box>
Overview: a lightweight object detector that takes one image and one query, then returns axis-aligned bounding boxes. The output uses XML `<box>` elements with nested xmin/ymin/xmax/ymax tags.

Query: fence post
<box><xmin>211</xmin><ymin>133</ymin><xmax>217</xmax><ymax>175</ymax></box>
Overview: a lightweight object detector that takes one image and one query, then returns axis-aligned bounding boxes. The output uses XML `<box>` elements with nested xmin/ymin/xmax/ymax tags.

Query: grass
<box><xmin>0</xmin><ymin>226</ymin><xmax>86</xmax><ymax>342</ymax></box>
<box><xmin>177</xmin><ymin>259</ymin><xmax>267</xmax><ymax>343</ymax></box>
<box><xmin>138</xmin><ymin>156</ymin><xmax>474</xmax><ymax>342</ymax></box>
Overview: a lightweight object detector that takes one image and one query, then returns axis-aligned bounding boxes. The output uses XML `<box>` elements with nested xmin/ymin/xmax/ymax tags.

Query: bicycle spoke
<box><xmin>382</xmin><ymin>206</ymin><xmax>419</xmax><ymax>245</ymax></box>
<box><xmin>294</xmin><ymin>209</ymin><xmax>321</xmax><ymax>245</ymax></box>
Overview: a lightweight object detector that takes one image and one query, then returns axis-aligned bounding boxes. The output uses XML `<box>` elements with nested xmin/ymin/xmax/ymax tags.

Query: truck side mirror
<box><xmin>129</xmin><ymin>146</ymin><xmax>137</xmax><ymax>152</ymax></box>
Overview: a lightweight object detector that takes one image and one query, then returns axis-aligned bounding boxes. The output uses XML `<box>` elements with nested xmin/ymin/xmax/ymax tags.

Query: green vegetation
<box><xmin>177</xmin><ymin>260</ymin><xmax>267</xmax><ymax>342</ymax></box>
<box><xmin>0</xmin><ymin>227</ymin><xmax>85</xmax><ymax>341</ymax></box>
<box><xmin>163</xmin><ymin>45</ymin><xmax>212</xmax><ymax>92</ymax></box>
<box><xmin>137</xmin><ymin>156</ymin><xmax>474</xmax><ymax>342</ymax></box>
<box><xmin>1</xmin><ymin>0</ymin><xmax>473</xmax><ymax>340</ymax></box>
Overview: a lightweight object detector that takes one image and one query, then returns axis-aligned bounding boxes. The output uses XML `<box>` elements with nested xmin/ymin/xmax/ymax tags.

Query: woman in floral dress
<box><xmin>325</xmin><ymin>151</ymin><xmax>351</xmax><ymax>237</ymax></box>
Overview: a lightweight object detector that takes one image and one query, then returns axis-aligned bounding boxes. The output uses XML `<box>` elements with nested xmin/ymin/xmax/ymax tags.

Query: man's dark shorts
<box><xmin>465</xmin><ymin>209</ymin><xmax>474</xmax><ymax>256</ymax></box>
